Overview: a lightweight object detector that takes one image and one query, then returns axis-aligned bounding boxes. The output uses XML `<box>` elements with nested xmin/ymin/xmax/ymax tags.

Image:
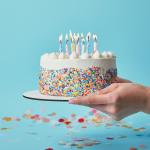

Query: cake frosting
<box><xmin>39</xmin><ymin>32</ymin><xmax>117</xmax><ymax>97</ymax></box>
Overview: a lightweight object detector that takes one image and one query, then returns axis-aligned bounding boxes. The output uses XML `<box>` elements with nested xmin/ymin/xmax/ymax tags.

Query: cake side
<box><xmin>40</xmin><ymin>55</ymin><xmax>116</xmax><ymax>70</ymax></box>
<box><xmin>39</xmin><ymin>56</ymin><xmax>117</xmax><ymax>97</ymax></box>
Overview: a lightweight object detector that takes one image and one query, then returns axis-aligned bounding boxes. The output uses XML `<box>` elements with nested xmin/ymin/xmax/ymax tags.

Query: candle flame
<box><xmin>93</xmin><ymin>34</ymin><xmax>97</xmax><ymax>41</ymax></box>
<box><xmin>65</xmin><ymin>34</ymin><xmax>68</xmax><ymax>42</ymax></box>
<box><xmin>86</xmin><ymin>32</ymin><xmax>91</xmax><ymax>41</ymax></box>
<box><xmin>59</xmin><ymin>34</ymin><xmax>63</xmax><ymax>42</ymax></box>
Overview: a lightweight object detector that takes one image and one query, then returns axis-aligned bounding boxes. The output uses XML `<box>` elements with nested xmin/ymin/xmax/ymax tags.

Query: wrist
<box><xmin>145</xmin><ymin>87</ymin><xmax>150</xmax><ymax>113</ymax></box>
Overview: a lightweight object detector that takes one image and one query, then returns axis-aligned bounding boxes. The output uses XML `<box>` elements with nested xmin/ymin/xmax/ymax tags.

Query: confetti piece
<box><xmin>2</xmin><ymin>117</ymin><xmax>12</xmax><ymax>122</ymax></box>
<box><xmin>64</xmin><ymin>121</ymin><xmax>71</xmax><ymax>125</ymax></box>
<box><xmin>91</xmin><ymin>108</ymin><xmax>97</xmax><ymax>114</ymax></box>
<box><xmin>78</xmin><ymin>118</ymin><xmax>85</xmax><ymax>123</ymax></box>
<box><xmin>139</xmin><ymin>144</ymin><xmax>147</xmax><ymax>149</ymax></box>
<box><xmin>45</xmin><ymin>148</ymin><xmax>53</xmax><ymax>150</ymax></box>
<box><xmin>71</xmin><ymin>113</ymin><xmax>76</xmax><ymax>118</ymax></box>
<box><xmin>133</xmin><ymin>127</ymin><xmax>145</xmax><ymax>132</ymax></box>
<box><xmin>81</xmin><ymin>126</ymin><xmax>87</xmax><ymax>128</ymax></box>
<box><xmin>59</xmin><ymin>141</ymin><xmax>66</xmax><ymax>145</ymax></box>
<box><xmin>15</xmin><ymin>118</ymin><xmax>21</xmax><ymax>122</ymax></box>
<box><xmin>41</xmin><ymin>117</ymin><xmax>50</xmax><ymax>123</ymax></box>
<box><xmin>118</xmin><ymin>135</ymin><xmax>127</xmax><ymax>139</ymax></box>
<box><xmin>48</xmin><ymin>112</ymin><xmax>56</xmax><ymax>116</ymax></box>
<box><xmin>0</xmin><ymin>128</ymin><xmax>11</xmax><ymax>131</ymax></box>
<box><xmin>58</xmin><ymin>118</ymin><xmax>65</xmax><ymax>122</ymax></box>
<box><xmin>106</xmin><ymin>137</ymin><xmax>114</xmax><ymax>140</ymax></box>
<box><xmin>91</xmin><ymin>117</ymin><xmax>101</xmax><ymax>123</ymax></box>
<box><xmin>130</xmin><ymin>147</ymin><xmax>137</xmax><ymax>150</ymax></box>
<box><xmin>121</xmin><ymin>124</ymin><xmax>133</xmax><ymax>129</ymax></box>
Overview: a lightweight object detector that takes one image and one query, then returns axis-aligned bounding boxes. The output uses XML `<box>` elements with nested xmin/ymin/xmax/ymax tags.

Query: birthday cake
<box><xmin>39</xmin><ymin>32</ymin><xmax>117</xmax><ymax>97</ymax></box>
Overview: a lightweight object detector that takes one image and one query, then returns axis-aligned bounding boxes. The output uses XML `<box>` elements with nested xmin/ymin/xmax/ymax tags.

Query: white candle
<box><xmin>69</xmin><ymin>30</ymin><xmax>73</xmax><ymax>42</ymax></box>
<box><xmin>81</xmin><ymin>33</ymin><xmax>84</xmax><ymax>39</ymax></box>
<box><xmin>59</xmin><ymin>34</ymin><xmax>63</xmax><ymax>53</ymax></box>
<box><xmin>81</xmin><ymin>38</ymin><xmax>86</xmax><ymax>54</ymax></box>
<box><xmin>74</xmin><ymin>33</ymin><xmax>80</xmax><ymax>56</ymax></box>
<box><xmin>70</xmin><ymin>31</ymin><xmax>73</xmax><ymax>52</ymax></box>
<box><xmin>65</xmin><ymin>34</ymin><xmax>69</xmax><ymax>56</ymax></box>
<box><xmin>86</xmin><ymin>32</ymin><xmax>91</xmax><ymax>53</ymax></box>
<box><xmin>70</xmin><ymin>32</ymin><xmax>75</xmax><ymax>52</ymax></box>
<box><xmin>93</xmin><ymin>34</ymin><xmax>97</xmax><ymax>53</ymax></box>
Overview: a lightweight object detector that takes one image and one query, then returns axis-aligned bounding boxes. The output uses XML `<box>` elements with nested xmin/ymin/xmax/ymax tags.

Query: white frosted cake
<box><xmin>39</xmin><ymin>32</ymin><xmax>117</xmax><ymax>97</ymax></box>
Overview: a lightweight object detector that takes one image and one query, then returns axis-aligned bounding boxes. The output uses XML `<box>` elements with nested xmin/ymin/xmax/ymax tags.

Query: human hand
<box><xmin>69</xmin><ymin>83</ymin><xmax>150</xmax><ymax>120</ymax></box>
<box><xmin>111</xmin><ymin>76</ymin><xmax>132</xmax><ymax>83</ymax></box>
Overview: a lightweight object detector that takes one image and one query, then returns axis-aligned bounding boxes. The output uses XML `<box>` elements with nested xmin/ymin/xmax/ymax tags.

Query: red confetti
<box><xmin>64</xmin><ymin>121</ymin><xmax>71</xmax><ymax>125</ymax></box>
<box><xmin>71</xmin><ymin>113</ymin><xmax>76</xmax><ymax>118</ymax></box>
<box><xmin>45</xmin><ymin>148</ymin><xmax>53</xmax><ymax>150</ymax></box>
<box><xmin>78</xmin><ymin>118</ymin><xmax>85</xmax><ymax>123</ymax></box>
<box><xmin>15</xmin><ymin>118</ymin><xmax>21</xmax><ymax>122</ymax></box>
<box><xmin>82</xmin><ymin>126</ymin><xmax>87</xmax><ymax>128</ymax></box>
<box><xmin>42</xmin><ymin>117</ymin><xmax>50</xmax><ymax>123</ymax></box>
<box><xmin>58</xmin><ymin>118</ymin><xmax>65</xmax><ymax>122</ymax></box>
<box><xmin>130</xmin><ymin>147</ymin><xmax>137</xmax><ymax>150</ymax></box>
<box><xmin>31</xmin><ymin>114</ymin><xmax>40</xmax><ymax>120</ymax></box>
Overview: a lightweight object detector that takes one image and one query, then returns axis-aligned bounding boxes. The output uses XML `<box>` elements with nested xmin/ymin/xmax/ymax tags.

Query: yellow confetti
<box><xmin>2</xmin><ymin>117</ymin><xmax>12</xmax><ymax>122</ymax></box>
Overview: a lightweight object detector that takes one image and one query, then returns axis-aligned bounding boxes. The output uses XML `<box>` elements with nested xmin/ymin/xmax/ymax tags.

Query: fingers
<box><xmin>97</xmin><ymin>83</ymin><xmax>120</xmax><ymax>95</ymax></box>
<box><xmin>112</xmin><ymin>77</ymin><xmax>132</xmax><ymax>83</ymax></box>
<box><xmin>69</xmin><ymin>83</ymin><xmax>120</xmax><ymax>105</ymax></box>
<box><xmin>69</xmin><ymin>94</ymin><xmax>111</xmax><ymax>105</ymax></box>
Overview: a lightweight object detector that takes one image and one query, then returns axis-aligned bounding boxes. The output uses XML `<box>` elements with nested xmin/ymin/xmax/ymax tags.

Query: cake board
<box><xmin>22</xmin><ymin>90</ymin><xmax>73</xmax><ymax>102</ymax></box>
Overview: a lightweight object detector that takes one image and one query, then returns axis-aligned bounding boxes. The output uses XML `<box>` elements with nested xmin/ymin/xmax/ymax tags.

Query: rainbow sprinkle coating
<box><xmin>39</xmin><ymin>66</ymin><xmax>117</xmax><ymax>97</ymax></box>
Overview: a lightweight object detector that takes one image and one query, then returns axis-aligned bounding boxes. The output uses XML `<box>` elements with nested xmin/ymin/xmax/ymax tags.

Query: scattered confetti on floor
<box><xmin>0</xmin><ymin>108</ymin><xmax>149</xmax><ymax>150</ymax></box>
<box><xmin>58</xmin><ymin>138</ymin><xmax>101</xmax><ymax>149</ymax></box>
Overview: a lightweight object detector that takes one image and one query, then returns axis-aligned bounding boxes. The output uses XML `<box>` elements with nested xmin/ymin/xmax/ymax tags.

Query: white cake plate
<box><xmin>22</xmin><ymin>90</ymin><xmax>73</xmax><ymax>102</ymax></box>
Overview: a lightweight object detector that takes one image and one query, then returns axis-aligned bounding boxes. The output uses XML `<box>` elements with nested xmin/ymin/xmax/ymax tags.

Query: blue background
<box><xmin>0</xmin><ymin>0</ymin><xmax>150</xmax><ymax>150</ymax></box>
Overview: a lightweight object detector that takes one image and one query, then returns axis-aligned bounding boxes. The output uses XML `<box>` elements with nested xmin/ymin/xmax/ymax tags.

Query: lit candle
<box><xmin>59</xmin><ymin>34</ymin><xmax>63</xmax><ymax>53</ymax></box>
<box><xmin>81</xmin><ymin>33</ymin><xmax>84</xmax><ymax>39</ymax></box>
<box><xmin>70</xmin><ymin>31</ymin><xmax>76</xmax><ymax>52</ymax></box>
<box><xmin>72</xmin><ymin>41</ymin><xmax>76</xmax><ymax>52</ymax></box>
<box><xmin>81</xmin><ymin>34</ymin><xmax>86</xmax><ymax>54</ymax></box>
<box><xmin>73</xmin><ymin>33</ymin><xmax>77</xmax><ymax>53</ymax></box>
<box><xmin>93</xmin><ymin>34</ymin><xmax>98</xmax><ymax>53</ymax></box>
<box><xmin>65</xmin><ymin>34</ymin><xmax>69</xmax><ymax>56</ymax></box>
<box><xmin>86</xmin><ymin>32</ymin><xmax>91</xmax><ymax>54</ymax></box>
<box><xmin>74</xmin><ymin>33</ymin><xmax>80</xmax><ymax>56</ymax></box>
<box><xmin>76</xmin><ymin>33</ymin><xmax>80</xmax><ymax>56</ymax></box>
